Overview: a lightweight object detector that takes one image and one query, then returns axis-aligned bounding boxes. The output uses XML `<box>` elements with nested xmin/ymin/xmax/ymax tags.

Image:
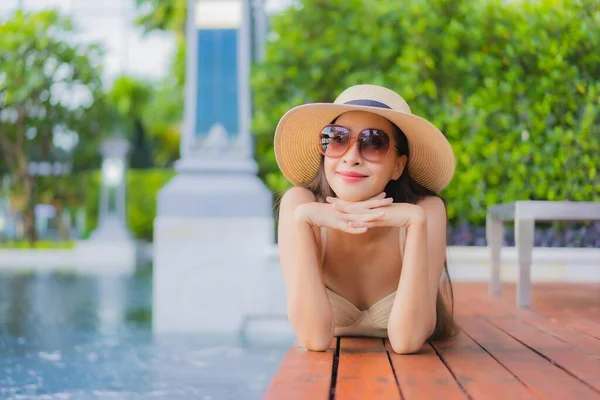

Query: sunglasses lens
<box><xmin>320</xmin><ymin>126</ymin><xmax>349</xmax><ymax>157</ymax></box>
<box><xmin>359</xmin><ymin>129</ymin><xmax>391</xmax><ymax>161</ymax></box>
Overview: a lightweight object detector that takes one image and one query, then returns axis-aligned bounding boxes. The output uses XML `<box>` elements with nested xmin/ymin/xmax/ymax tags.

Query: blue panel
<box><xmin>195</xmin><ymin>29</ymin><xmax>239</xmax><ymax>137</ymax></box>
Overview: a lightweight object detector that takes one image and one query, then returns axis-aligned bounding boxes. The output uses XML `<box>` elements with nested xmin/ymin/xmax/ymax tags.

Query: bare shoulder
<box><xmin>280</xmin><ymin>186</ymin><xmax>315</xmax><ymax>212</ymax></box>
<box><xmin>417</xmin><ymin>196</ymin><xmax>447</xmax><ymax>221</ymax></box>
<box><xmin>417</xmin><ymin>195</ymin><xmax>446</xmax><ymax>210</ymax></box>
<box><xmin>278</xmin><ymin>187</ymin><xmax>320</xmax><ymax>240</ymax></box>
<box><xmin>279</xmin><ymin>187</ymin><xmax>318</xmax><ymax>221</ymax></box>
<box><xmin>281</xmin><ymin>186</ymin><xmax>315</xmax><ymax>203</ymax></box>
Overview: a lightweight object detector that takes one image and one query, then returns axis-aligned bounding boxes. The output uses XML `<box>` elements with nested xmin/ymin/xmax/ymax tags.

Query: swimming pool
<box><xmin>0</xmin><ymin>270</ymin><xmax>293</xmax><ymax>399</ymax></box>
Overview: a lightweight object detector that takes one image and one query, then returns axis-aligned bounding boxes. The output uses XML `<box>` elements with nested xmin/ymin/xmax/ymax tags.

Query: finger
<box><xmin>347</xmin><ymin>220</ymin><xmax>379</xmax><ymax>229</ymax></box>
<box><xmin>330</xmin><ymin>199</ymin><xmax>359</xmax><ymax>214</ymax></box>
<box><xmin>344</xmin><ymin>210</ymin><xmax>386</xmax><ymax>222</ymax></box>
<box><xmin>368</xmin><ymin>192</ymin><xmax>387</xmax><ymax>200</ymax></box>
<box><xmin>332</xmin><ymin>201</ymin><xmax>351</xmax><ymax>213</ymax></box>
<box><xmin>362</xmin><ymin>197</ymin><xmax>394</xmax><ymax>209</ymax></box>
<box><xmin>327</xmin><ymin>197</ymin><xmax>349</xmax><ymax>212</ymax></box>
<box><xmin>339</xmin><ymin>221</ymin><xmax>368</xmax><ymax>234</ymax></box>
<box><xmin>328</xmin><ymin>198</ymin><xmax>353</xmax><ymax>213</ymax></box>
<box><xmin>333</xmin><ymin>198</ymin><xmax>392</xmax><ymax>214</ymax></box>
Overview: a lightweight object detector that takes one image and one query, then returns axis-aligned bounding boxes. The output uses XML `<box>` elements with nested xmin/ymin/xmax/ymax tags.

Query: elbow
<box><xmin>388</xmin><ymin>324</ymin><xmax>432</xmax><ymax>354</ymax></box>
<box><xmin>298</xmin><ymin>333</ymin><xmax>334</xmax><ymax>352</ymax></box>
<box><xmin>387</xmin><ymin>315</ymin><xmax>436</xmax><ymax>354</ymax></box>
<box><xmin>287</xmin><ymin>305</ymin><xmax>334</xmax><ymax>352</ymax></box>
<box><xmin>388</xmin><ymin>336</ymin><xmax>425</xmax><ymax>354</ymax></box>
<box><xmin>293</xmin><ymin>316</ymin><xmax>334</xmax><ymax>352</ymax></box>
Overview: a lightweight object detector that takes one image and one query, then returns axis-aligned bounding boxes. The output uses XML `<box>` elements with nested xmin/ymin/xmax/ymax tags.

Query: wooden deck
<box><xmin>264</xmin><ymin>282</ymin><xmax>600</xmax><ymax>399</ymax></box>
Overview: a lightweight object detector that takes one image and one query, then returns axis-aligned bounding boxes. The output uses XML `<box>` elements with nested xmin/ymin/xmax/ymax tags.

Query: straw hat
<box><xmin>274</xmin><ymin>84</ymin><xmax>455</xmax><ymax>193</ymax></box>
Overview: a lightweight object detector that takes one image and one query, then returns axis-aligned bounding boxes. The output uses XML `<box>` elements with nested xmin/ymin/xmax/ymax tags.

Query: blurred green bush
<box><xmin>251</xmin><ymin>0</ymin><xmax>600</xmax><ymax>225</ymax></box>
<box><xmin>80</xmin><ymin>169</ymin><xmax>175</xmax><ymax>241</ymax></box>
<box><xmin>0</xmin><ymin>241</ymin><xmax>75</xmax><ymax>249</ymax></box>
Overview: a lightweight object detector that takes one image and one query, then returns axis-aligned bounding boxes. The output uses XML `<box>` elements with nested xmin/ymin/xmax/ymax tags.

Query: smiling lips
<box><xmin>337</xmin><ymin>171</ymin><xmax>367</xmax><ymax>183</ymax></box>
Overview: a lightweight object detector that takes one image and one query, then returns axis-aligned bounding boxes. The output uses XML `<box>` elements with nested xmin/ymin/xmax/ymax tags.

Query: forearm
<box><xmin>287</xmin><ymin>258</ymin><xmax>334</xmax><ymax>350</ymax></box>
<box><xmin>284</xmin><ymin>207</ymin><xmax>334</xmax><ymax>350</ymax></box>
<box><xmin>387</xmin><ymin>218</ymin><xmax>436</xmax><ymax>353</ymax></box>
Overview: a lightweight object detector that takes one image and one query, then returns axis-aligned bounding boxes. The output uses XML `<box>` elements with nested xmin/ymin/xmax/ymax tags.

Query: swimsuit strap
<box><xmin>320</xmin><ymin>226</ymin><xmax>327</xmax><ymax>265</ymax></box>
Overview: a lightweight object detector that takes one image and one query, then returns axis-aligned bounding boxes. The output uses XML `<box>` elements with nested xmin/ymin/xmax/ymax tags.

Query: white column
<box><xmin>181</xmin><ymin>0</ymin><xmax>200</xmax><ymax>159</ymax></box>
<box><xmin>153</xmin><ymin>0</ymin><xmax>278</xmax><ymax>335</ymax></box>
<box><xmin>99</xmin><ymin>182</ymin><xmax>108</xmax><ymax>221</ymax></box>
<box><xmin>252</xmin><ymin>0</ymin><xmax>267</xmax><ymax>62</ymax></box>
<box><xmin>486</xmin><ymin>214</ymin><xmax>504</xmax><ymax>296</ymax></box>
<box><xmin>234</xmin><ymin>0</ymin><xmax>252</xmax><ymax>159</ymax></box>
<box><xmin>117</xmin><ymin>177</ymin><xmax>127</xmax><ymax>224</ymax></box>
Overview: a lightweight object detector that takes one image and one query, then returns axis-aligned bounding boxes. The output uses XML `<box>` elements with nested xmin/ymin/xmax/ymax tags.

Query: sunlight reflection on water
<box><xmin>0</xmin><ymin>271</ymin><xmax>293</xmax><ymax>400</ymax></box>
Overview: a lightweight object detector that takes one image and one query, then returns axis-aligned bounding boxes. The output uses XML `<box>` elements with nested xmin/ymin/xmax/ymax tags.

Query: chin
<box><xmin>331</xmin><ymin>187</ymin><xmax>370</xmax><ymax>202</ymax></box>
<box><xmin>339</xmin><ymin>194</ymin><xmax>365</xmax><ymax>202</ymax></box>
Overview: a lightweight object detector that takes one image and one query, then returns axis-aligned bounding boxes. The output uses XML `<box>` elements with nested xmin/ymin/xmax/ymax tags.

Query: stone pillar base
<box><xmin>74</xmin><ymin>240</ymin><xmax>137</xmax><ymax>275</ymax></box>
<box><xmin>153</xmin><ymin>170</ymin><xmax>275</xmax><ymax>334</ymax></box>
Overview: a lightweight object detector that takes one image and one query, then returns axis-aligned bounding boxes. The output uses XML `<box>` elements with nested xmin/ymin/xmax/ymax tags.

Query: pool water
<box><xmin>0</xmin><ymin>270</ymin><xmax>293</xmax><ymax>400</ymax></box>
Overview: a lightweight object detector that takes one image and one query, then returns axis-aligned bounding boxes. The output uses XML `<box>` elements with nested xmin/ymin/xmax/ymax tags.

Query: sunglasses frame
<box><xmin>317</xmin><ymin>124</ymin><xmax>395</xmax><ymax>162</ymax></box>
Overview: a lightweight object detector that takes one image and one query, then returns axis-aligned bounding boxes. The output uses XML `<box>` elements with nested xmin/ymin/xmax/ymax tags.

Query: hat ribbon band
<box><xmin>343</xmin><ymin>99</ymin><xmax>392</xmax><ymax>109</ymax></box>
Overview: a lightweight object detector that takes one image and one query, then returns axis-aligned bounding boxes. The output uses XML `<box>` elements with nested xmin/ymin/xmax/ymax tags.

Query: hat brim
<box><xmin>274</xmin><ymin>103</ymin><xmax>456</xmax><ymax>193</ymax></box>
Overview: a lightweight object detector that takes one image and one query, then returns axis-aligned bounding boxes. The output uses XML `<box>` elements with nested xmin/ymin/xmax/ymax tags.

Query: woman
<box><xmin>274</xmin><ymin>84</ymin><xmax>458</xmax><ymax>354</ymax></box>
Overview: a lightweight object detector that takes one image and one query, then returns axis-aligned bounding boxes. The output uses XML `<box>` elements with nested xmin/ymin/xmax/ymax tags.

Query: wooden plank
<box><xmin>385</xmin><ymin>340</ymin><xmax>467</xmax><ymax>400</ymax></box>
<box><xmin>335</xmin><ymin>337</ymin><xmax>400</xmax><ymax>400</ymax></box>
<box><xmin>263</xmin><ymin>338</ymin><xmax>337</xmax><ymax>400</ymax></box>
<box><xmin>532</xmin><ymin>298</ymin><xmax>600</xmax><ymax>322</ymax></box>
<box><xmin>511</xmin><ymin>310</ymin><xmax>600</xmax><ymax>360</ymax></box>
<box><xmin>490</xmin><ymin>317</ymin><xmax>600</xmax><ymax>392</ymax></box>
<box><xmin>561</xmin><ymin>315</ymin><xmax>600</xmax><ymax>341</ymax></box>
<box><xmin>456</xmin><ymin>282</ymin><xmax>600</xmax><ymax>359</ymax></box>
<box><xmin>264</xmin><ymin>283</ymin><xmax>600</xmax><ymax>399</ymax></box>
<box><xmin>432</xmin><ymin>329</ymin><xmax>536</xmax><ymax>400</ymax></box>
<box><xmin>456</xmin><ymin>282</ymin><xmax>599</xmax><ymax>319</ymax></box>
<box><xmin>512</xmin><ymin>284</ymin><xmax>600</xmax><ymax>340</ymax></box>
<box><xmin>454</xmin><ymin>283</ymin><xmax>514</xmax><ymax>319</ymax></box>
<box><xmin>497</xmin><ymin>283</ymin><xmax>600</xmax><ymax>327</ymax></box>
<box><xmin>459</xmin><ymin>316</ymin><xmax>600</xmax><ymax>399</ymax></box>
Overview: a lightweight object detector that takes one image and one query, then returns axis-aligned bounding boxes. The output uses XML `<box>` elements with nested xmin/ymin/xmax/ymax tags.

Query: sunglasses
<box><xmin>318</xmin><ymin>124</ymin><xmax>394</xmax><ymax>162</ymax></box>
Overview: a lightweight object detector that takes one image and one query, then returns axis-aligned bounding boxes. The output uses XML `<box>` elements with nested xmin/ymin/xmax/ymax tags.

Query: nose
<box><xmin>341</xmin><ymin>137</ymin><xmax>362</xmax><ymax>165</ymax></box>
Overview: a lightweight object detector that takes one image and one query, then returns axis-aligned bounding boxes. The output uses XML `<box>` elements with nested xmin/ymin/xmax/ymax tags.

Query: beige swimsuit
<box><xmin>320</xmin><ymin>227</ymin><xmax>406</xmax><ymax>338</ymax></box>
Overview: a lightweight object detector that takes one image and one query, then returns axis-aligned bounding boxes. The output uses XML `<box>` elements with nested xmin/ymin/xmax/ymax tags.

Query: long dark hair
<box><xmin>301</xmin><ymin>118</ymin><xmax>458</xmax><ymax>342</ymax></box>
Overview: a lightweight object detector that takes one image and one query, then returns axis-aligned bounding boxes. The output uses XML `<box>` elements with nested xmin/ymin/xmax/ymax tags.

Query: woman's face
<box><xmin>323</xmin><ymin>111</ymin><xmax>407</xmax><ymax>202</ymax></box>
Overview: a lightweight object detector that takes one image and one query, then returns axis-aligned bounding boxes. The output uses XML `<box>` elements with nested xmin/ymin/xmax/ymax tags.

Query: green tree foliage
<box><xmin>0</xmin><ymin>10</ymin><xmax>107</xmax><ymax>241</ymax></box>
<box><xmin>106</xmin><ymin>73</ymin><xmax>181</xmax><ymax>168</ymax></box>
<box><xmin>135</xmin><ymin>0</ymin><xmax>187</xmax><ymax>36</ymax></box>
<box><xmin>134</xmin><ymin>0</ymin><xmax>186</xmax><ymax>84</ymax></box>
<box><xmin>37</xmin><ymin>173</ymin><xmax>86</xmax><ymax>240</ymax></box>
<box><xmin>251</xmin><ymin>0</ymin><xmax>600</xmax><ymax>224</ymax></box>
<box><xmin>140</xmin><ymin>77</ymin><xmax>182</xmax><ymax>167</ymax></box>
<box><xmin>107</xmin><ymin>76</ymin><xmax>154</xmax><ymax>168</ymax></box>
<box><xmin>134</xmin><ymin>0</ymin><xmax>185</xmax><ymax>166</ymax></box>
<box><xmin>80</xmin><ymin>169</ymin><xmax>175</xmax><ymax>241</ymax></box>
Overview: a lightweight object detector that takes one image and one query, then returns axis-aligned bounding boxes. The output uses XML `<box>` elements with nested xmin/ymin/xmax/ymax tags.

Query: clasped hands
<box><xmin>297</xmin><ymin>192</ymin><xmax>424</xmax><ymax>234</ymax></box>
